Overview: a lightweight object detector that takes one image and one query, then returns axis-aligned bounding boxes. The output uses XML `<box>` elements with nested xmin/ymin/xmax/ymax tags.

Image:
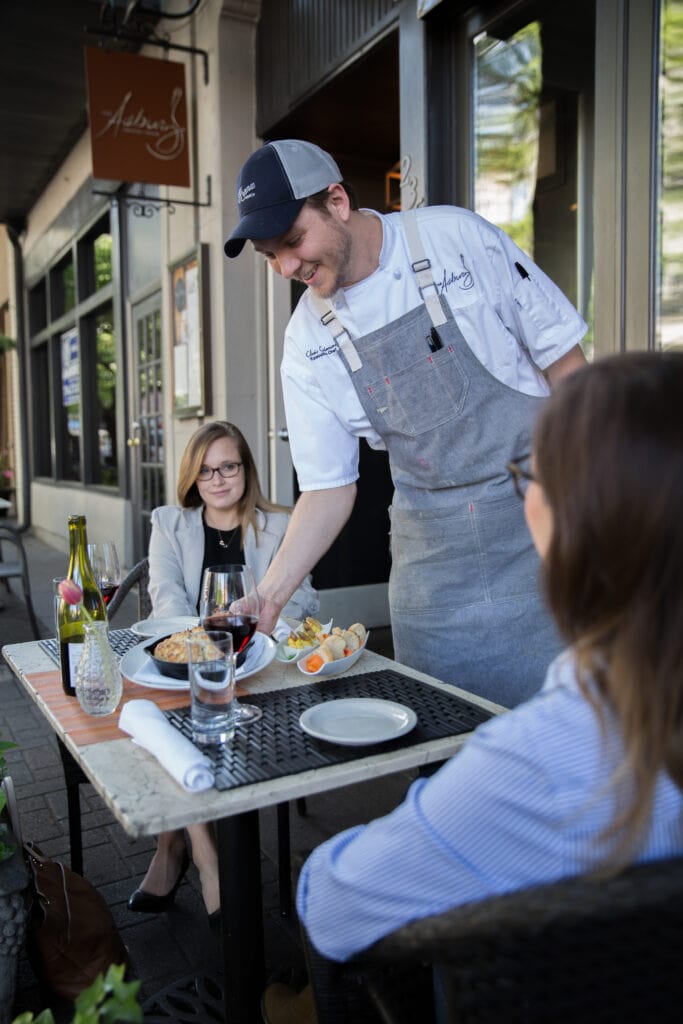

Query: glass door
<box><xmin>129</xmin><ymin>292</ymin><xmax>165</xmax><ymax>559</ymax></box>
<box><xmin>471</xmin><ymin>0</ymin><xmax>596</xmax><ymax>355</ymax></box>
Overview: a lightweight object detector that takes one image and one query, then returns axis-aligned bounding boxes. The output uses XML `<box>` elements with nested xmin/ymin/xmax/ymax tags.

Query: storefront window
<box><xmin>31</xmin><ymin>343</ymin><xmax>51</xmax><ymax>476</ymax></box>
<box><xmin>472</xmin><ymin>3</ymin><xmax>595</xmax><ymax>353</ymax></box>
<box><xmin>474</xmin><ymin>22</ymin><xmax>542</xmax><ymax>257</ymax></box>
<box><xmin>93</xmin><ymin>307</ymin><xmax>117</xmax><ymax>486</ymax></box>
<box><xmin>59</xmin><ymin>326</ymin><xmax>81</xmax><ymax>481</ymax></box>
<box><xmin>50</xmin><ymin>256</ymin><xmax>75</xmax><ymax>318</ymax></box>
<box><xmin>656</xmin><ymin>0</ymin><xmax>683</xmax><ymax>350</ymax></box>
<box><xmin>29</xmin><ymin>212</ymin><xmax>119</xmax><ymax>488</ymax></box>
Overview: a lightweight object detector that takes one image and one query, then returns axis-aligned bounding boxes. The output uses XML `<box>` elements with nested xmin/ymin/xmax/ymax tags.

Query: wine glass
<box><xmin>199</xmin><ymin>564</ymin><xmax>263</xmax><ymax>724</ymax></box>
<box><xmin>87</xmin><ymin>541</ymin><xmax>121</xmax><ymax>610</ymax></box>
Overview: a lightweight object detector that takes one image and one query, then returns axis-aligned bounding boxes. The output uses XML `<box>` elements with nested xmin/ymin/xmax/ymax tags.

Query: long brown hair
<box><xmin>534</xmin><ymin>350</ymin><xmax>683</xmax><ymax>854</ymax></box>
<box><xmin>176</xmin><ymin>421</ymin><xmax>287</xmax><ymax>546</ymax></box>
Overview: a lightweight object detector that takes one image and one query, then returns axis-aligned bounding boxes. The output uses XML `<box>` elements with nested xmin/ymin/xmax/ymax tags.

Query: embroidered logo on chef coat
<box><xmin>437</xmin><ymin>254</ymin><xmax>474</xmax><ymax>295</ymax></box>
<box><xmin>306</xmin><ymin>342</ymin><xmax>339</xmax><ymax>361</ymax></box>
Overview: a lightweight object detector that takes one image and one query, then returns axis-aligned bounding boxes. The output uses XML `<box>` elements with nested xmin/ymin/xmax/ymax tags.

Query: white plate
<box><xmin>121</xmin><ymin>631</ymin><xmax>277</xmax><ymax>691</ymax></box>
<box><xmin>296</xmin><ymin>632</ymin><xmax>370</xmax><ymax>677</ymax></box>
<box><xmin>130</xmin><ymin>616</ymin><xmax>199</xmax><ymax>638</ymax></box>
<box><xmin>275</xmin><ymin>619</ymin><xmax>333</xmax><ymax>663</ymax></box>
<box><xmin>299</xmin><ymin>698</ymin><xmax>417</xmax><ymax>746</ymax></box>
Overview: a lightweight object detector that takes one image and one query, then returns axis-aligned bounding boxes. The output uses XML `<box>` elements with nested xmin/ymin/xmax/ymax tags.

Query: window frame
<box><xmin>27</xmin><ymin>207</ymin><xmax>122</xmax><ymax>491</ymax></box>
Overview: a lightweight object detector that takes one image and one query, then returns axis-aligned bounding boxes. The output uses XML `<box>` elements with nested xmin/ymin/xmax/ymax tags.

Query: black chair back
<box><xmin>306</xmin><ymin>856</ymin><xmax>683</xmax><ymax>1024</ymax></box>
<box><xmin>107</xmin><ymin>557</ymin><xmax>151</xmax><ymax>622</ymax></box>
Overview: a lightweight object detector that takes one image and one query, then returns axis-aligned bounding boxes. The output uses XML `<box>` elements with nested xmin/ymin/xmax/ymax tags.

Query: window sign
<box><xmin>61</xmin><ymin>327</ymin><xmax>80</xmax><ymax>406</ymax></box>
<box><xmin>170</xmin><ymin>245</ymin><xmax>210</xmax><ymax>417</ymax></box>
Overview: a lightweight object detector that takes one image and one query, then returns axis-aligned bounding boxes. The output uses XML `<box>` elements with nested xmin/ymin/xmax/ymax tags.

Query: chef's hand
<box><xmin>257</xmin><ymin>593</ymin><xmax>283</xmax><ymax>638</ymax></box>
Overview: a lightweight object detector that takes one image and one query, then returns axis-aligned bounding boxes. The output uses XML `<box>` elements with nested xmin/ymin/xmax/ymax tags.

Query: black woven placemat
<box><xmin>39</xmin><ymin>628</ymin><xmax>141</xmax><ymax>665</ymax></box>
<box><xmin>166</xmin><ymin>668</ymin><xmax>492</xmax><ymax>791</ymax></box>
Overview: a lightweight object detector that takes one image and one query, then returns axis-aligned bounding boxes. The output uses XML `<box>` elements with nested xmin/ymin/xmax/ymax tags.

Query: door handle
<box><xmin>127</xmin><ymin>437</ymin><xmax>141</xmax><ymax>447</ymax></box>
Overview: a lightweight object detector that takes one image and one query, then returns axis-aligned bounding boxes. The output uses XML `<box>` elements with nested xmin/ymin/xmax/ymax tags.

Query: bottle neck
<box><xmin>67</xmin><ymin>517</ymin><xmax>87</xmax><ymax>577</ymax></box>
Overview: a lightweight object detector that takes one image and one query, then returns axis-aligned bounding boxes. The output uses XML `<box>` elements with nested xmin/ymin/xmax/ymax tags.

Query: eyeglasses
<box><xmin>507</xmin><ymin>460</ymin><xmax>536</xmax><ymax>499</ymax></box>
<box><xmin>197</xmin><ymin>461</ymin><xmax>243</xmax><ymax>481</ymax></box>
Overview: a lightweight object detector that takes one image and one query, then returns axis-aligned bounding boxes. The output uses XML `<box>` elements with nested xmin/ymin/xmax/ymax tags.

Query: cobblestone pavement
<box><xmin>0</xmin><ymin>523</ymin><xmax>409</xmax><ymax>1021</ymax></box>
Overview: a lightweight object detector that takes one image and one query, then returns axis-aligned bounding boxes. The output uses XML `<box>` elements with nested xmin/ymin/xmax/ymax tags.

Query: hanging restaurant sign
<box><xmin>85</xmin><ymin>47</ymin><xmax>190</xmax><ymax>187</ymax></box>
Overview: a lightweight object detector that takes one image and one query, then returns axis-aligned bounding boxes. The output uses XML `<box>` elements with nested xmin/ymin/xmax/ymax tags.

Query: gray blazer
<box><xmin>148</xmin><ymin>505</ymin><xmax>319</xmax><ymax>622</ymax></box>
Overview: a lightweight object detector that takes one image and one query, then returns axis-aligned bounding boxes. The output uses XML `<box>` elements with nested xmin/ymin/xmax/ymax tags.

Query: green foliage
<box><xmin>0</xmin><ymin>332</ymin><xmax>17</xmax><ymax>352</ymax></box>
<box><xmin>11</xmin><ymin>964</ymin><xmax>142</xmax><ymax>1024</ymax></box>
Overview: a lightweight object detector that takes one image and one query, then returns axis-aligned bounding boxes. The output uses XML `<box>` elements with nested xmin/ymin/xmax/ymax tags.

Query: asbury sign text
<box><xmin>85</xmin><ymin>48</ymin><xmax>190</xmax><ymax>187</ymax></box>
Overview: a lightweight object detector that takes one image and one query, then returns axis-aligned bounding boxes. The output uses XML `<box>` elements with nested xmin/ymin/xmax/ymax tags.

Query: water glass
<box><xmin>187</xmin><ymin>630</ymin><xmax>236</xmax><ymax>745</ymax></box>
<box><xmin>52</xmin><ymin>577</ymin><xmax>65</xmax><ymax>636</ymax></box>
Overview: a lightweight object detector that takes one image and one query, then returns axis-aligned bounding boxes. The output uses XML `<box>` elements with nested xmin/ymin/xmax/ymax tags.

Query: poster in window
<box><xmin>170</xmin><ymin>245</ymin><xmax>211</xmax><ymax>417</ymax></box>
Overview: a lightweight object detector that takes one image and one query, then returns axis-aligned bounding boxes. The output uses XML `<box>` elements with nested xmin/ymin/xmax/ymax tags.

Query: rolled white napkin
<box><xmin>119</xmin><ymin>699</ymin><xmax>214</xmax><ymax>792</ymax></box>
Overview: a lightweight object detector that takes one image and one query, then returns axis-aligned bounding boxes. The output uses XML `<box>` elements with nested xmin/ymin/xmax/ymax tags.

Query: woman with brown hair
<box><xmin>264</xmin><ymin>351</ymin><xmax>683</xmax><ymax>1020</ymax></box>
<box><xmin>148</xmin><ymin>419</ymin><xmax>317</xmax><ymax>622</ymax></box>
<box><xmin>128</xmin><ymin>420</ymin><xmax>318</xmax><ymax>922</ymax></box>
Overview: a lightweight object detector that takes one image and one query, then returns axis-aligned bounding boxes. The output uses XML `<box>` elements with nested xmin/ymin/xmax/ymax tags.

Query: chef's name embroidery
<box><xmin>437</xmin><ymin>254</ymin><xmax>474</xmax><ymax>294</ymax></box>
<box><xmin>306</xmin><ymin>343</ymin><xmax>339</xmax><ymax>361</ymax></box>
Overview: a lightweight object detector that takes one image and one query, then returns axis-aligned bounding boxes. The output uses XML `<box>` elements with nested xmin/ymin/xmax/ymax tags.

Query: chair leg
<box><xmin>25</xmin><ymin>593</ymin><xmax>42</xmax><ymax>640</ymax></box>
<box><xmin>277</xmin><ymin>802</ymin><xmax>292</xmax><ymax>917</ymax></box>
<box><xmin>57</xmin><ymin>738</ymin><xmax>85</xmax><ymax>875</ymax></box>
<box><xmin>296</xmin><ymin>796</ymin><xmax>308</xmax><ymax>817</ymax></box>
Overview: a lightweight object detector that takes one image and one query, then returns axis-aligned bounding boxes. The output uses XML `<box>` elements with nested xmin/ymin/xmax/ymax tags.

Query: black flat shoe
<box><xmin>128</xmin><ymin>850</ymin><xmax>190</xmax><ymax>914</ymax></box>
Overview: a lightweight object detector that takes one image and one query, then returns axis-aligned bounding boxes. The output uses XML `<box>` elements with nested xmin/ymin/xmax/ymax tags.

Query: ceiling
<box><xmin>0</xmin><ymin>0</ymin><xmax>159</xmax><ymax>228</ymax></box>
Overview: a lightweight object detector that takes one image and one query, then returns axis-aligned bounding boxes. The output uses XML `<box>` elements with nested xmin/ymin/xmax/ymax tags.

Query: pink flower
<box><xmin>58</xmin><ymin>579</ymin><xmax>85</xmax><ymax>606</ymax></box>
<box><xmin>2</xmin><ymin>469</ymin><xmax>11</xmax><ymax>480</ymax></box>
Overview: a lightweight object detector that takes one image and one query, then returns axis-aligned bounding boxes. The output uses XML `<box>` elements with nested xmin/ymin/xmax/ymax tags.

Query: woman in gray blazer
<box><xmin>129</xmin><ymin>420</ymin><xmax>319</xmax><ymax>921</ymax></box>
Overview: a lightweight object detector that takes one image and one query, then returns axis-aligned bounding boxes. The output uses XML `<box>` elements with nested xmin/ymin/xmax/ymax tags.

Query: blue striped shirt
<box><xmin>297</xmin><ymin>652</ymin><xmax>683</xmax><ymax>961</ymax></box>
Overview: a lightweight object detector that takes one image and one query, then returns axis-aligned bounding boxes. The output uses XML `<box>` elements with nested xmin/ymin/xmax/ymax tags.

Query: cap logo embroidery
<box><xmin>238</xmin><ymin>182</ymin><xmax>256</xmax><ymax>204</ymax></box>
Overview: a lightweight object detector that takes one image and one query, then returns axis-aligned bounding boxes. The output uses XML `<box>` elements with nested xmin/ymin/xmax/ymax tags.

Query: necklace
<box><xmin>216</xmin><ymin>525</ymin><xmax>239</xmax><ymax>549</ymax></box>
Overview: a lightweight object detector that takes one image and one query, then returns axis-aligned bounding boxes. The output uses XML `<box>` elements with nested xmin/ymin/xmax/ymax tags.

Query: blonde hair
<box><xmin>176</xmin><ymin>421</ymin><xmax>287</xmax><ymax>546</ymax></box>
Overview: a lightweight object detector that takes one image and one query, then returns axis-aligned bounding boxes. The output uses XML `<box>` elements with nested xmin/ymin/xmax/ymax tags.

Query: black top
<box><xmin>199</xmin><ymin>517</ymin><xmax>245</xmax><ymax>612</ymax></box>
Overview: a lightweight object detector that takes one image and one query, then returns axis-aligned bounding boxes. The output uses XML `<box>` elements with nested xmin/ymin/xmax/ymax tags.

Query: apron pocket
<box><xmin>366</xmin><ymin>347</ymin><xmax>469</xmax><ymax>437</ymax></box>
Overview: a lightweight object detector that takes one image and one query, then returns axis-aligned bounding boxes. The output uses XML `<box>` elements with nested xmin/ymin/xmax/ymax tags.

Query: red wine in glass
<box><xmin>200</xmin><ymin>565</ymin><xmax>263</xmax><ymax>724</ymax></box>
<box><xmin>99</xmin><ymin>584</ymin><xmax>120</xmax><ymax>607</ymax></box>
<box><xmin>202</xmin><ymin>613</ymin><xmax>257</xmax><ymax>654</ymax></box>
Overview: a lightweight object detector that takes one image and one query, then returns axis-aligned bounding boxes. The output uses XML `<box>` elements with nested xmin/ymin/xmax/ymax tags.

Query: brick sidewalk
<box><xmin>0</xmin><ymin>526</ymin><xmax>408</xmax><ymax>1020</ymax></box>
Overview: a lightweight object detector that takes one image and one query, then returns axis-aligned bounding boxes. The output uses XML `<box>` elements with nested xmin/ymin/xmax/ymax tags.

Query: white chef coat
<box><xmin>281</xmin><ymin>205</ymin><xmax>587</xmax><ymax>491</ymax></box>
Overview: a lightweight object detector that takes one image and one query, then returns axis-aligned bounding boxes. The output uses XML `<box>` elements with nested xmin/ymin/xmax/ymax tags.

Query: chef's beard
<box><xmin>303</xmin><ymin>221</ymin><xmax>354</xmax><ymax>299</ymax></box>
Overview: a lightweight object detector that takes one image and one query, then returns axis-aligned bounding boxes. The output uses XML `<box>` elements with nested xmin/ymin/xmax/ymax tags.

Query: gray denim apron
<box><xmin>310</xmin><ymin>210</ymin><xmax>560</xmax><ymax>707</ymax></box>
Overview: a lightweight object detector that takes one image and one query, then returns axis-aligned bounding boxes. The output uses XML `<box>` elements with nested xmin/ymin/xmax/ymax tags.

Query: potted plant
<box><xmin>10</xmin><ymin>963</ymin><xmax>142</xmax><ymax>1024</ymax></box>
<box><xmin>0</xmin><ymin>738</ymin><xmax>29</xmax><ymax>1024</ymax></box>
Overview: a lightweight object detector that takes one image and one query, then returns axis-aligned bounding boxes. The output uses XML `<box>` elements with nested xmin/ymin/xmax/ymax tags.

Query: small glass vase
<box><xmin>75</xmin><ymin>621</ymin><xmax>122</xmax><ymax>716</ymax></box>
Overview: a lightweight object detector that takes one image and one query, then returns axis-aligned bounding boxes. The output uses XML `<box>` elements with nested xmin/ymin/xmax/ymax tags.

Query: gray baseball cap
<box><xmin>224</xmin><ymin>140</ymin><xmax>342</xmax><ymax>258</ymax></box>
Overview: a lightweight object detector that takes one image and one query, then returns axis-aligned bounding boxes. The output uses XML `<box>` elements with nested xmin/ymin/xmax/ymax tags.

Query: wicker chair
<box><xmin>305</xmin><ymin>855</ymin><xmax>683</xmax><ymax>1024</ymax></box>
<box><xmin>0</xmin><ymin>526</ymin><xmax>42</xmax><ymax>639</ymax></box>
<box><xmin>108</xmin><ymin>556</ymin><xmax>152</xmax><ymax>622</ymax></box>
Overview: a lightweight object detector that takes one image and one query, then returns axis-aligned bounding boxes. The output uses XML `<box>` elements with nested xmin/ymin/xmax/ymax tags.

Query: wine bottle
<box><xmin>57</xmin><ymin>515</ymin><xmax>107</xmax><ymax>697</ymax></box>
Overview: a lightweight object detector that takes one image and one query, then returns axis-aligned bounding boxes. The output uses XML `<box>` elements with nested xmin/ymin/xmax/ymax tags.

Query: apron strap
<box><xmin>308</xmin><ymin>292</ymin><xmax>363</xmax><ymax>372</ymax></box>
<box><xmin>402</xmin><ymin>209</ymin><xmax>448</xmax><ymax>329</ymax></box>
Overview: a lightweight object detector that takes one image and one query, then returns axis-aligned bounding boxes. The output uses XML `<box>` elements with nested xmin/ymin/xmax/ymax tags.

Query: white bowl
<box><xmin>275</xmin><ymin>619</ymin><xmax>333</xmax><ymax>663</ymax></box>
<box><xmin>296</xmin><ymin>632</ymin><xmax>370</xmax><ymax>677</ymax></box>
